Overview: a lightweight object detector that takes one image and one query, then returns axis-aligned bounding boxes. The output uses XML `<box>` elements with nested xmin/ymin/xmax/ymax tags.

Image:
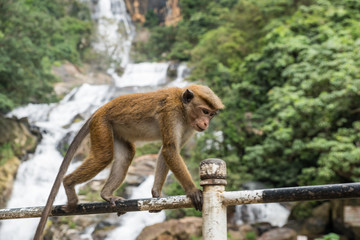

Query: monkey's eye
<box><xmin>202</xmin><ymin>109</ymin><xmax>209</xmax><ymax>115</ymax></box>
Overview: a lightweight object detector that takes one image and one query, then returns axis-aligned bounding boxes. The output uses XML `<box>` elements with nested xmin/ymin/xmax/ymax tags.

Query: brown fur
<box><xmin>34</xmin><ymin>85</ymin><xmax>224</xmax><ymax>239</ymax></box>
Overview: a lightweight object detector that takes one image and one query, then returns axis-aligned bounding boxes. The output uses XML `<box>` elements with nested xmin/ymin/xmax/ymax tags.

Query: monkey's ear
<box><xmin>182</xmin><ymin>89</ymin><xmax>194</xmax><ymax>104</ymax></box>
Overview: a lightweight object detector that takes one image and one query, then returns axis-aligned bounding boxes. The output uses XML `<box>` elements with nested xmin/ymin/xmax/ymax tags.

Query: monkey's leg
<box><xmin>150</xmin><ymin>151</ymin><xmax>169</xmax><ymax>213</ymax></box>
<box><xmin>63</xmin><ymin>120</ymin><xmax>114</xmax><ymax>211</ymax></box>
<box><xmin>151</xmin><ymin>138</ymin><xmax>188</xmax><ymax>198</ymax></box>
<box><xmin>151</xmin><ymin>149</ymin><xmax>169</xmax><ymax>198</ymax></box>
<box><xmin>100</xmin><ymin>139</ymin><xmax>135</xmax><ymax>206</ymax></box>
<box><xmin>162</xmin><ymin>143</ymin><xmax>203</xmax><ymax>211</ymax></box>
<box><xmin>63</xmin><ymin>153</ymin><xmax>112</xmax><ymax>211</ymax></box>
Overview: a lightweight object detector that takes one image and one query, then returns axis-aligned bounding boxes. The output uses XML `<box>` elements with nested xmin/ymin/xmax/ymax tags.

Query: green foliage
<box><xmin>58</xmin><ymin>217</ymin><xmax>77</xmax><ymax>229</ymax></box>
<box><xmin>144</xmin><ymin>10</ymin><xmax>159</xmax><ymax>28</ymax></box>
<box><xmin>0</xmin><ymin>0</ymin><xmax>92</xmax><ymax>113</ymax></box>
<box><xmin>0</xmin><ymin>143</ymin><xmax>14</xmax><ymax>166</ymax></box>
<box><xmin>245</xmin><ymin>231</ymin><xmax>257</xmax><ymax>240</ymax></box>
<box><xmin>133</xmin><ymin>26</ymin><xmax>177</xmax><ymax>61</ymax></box>
<box><xmin>78</xmin><ymin>185</ymin><xmax>103</xmax><ymax>202</ymax></box>
<box><xmin>138</xmin><ymin>0</ymin><xmax>360</xmax><ymax>214</ymax></box>
<box><xmin>150</xmin><ymin>0</ymin><xmax>360</xmax><ymax>189</ymax></box>
<box><xmin>236</xmin><ymin>0</ymin><xmax>360</xmax><ymax>186</ymax></box>
<box><xmin>290</xmin><ymin>201</ymin><xmax>322</xmax><ymax>220</ymax></box>
<box><xmin>0</xmin><ymin>93</ymin><xmax>14</xmax><ymax>113</ymax></box>
<box><xmin>135</xmin><ymin>142</ymin><xmax>162</xmax><ymax>157</ymax></box>
<box><xmin>135</xmin><ymin>0</ymin><xmax>234</xmax><ymax>61</ymax></box>
<box><xmin>315</xmin><ymin>233</ymin><xmax>340</xmax><ymax>240</ymax></box>
<box><xmin>190</xmin><ymin>236</ymin><xmax>201</xmax><ymax>240</ymax></box>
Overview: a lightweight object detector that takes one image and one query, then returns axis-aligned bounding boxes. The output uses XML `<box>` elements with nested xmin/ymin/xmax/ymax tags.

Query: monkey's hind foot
<box><xmin>149</xmin><ymin>209</ymin><xmax>162</xmax><ymax>213</ymax></box>
<box><xmin>61</xmin><ymin>203</ymin><xmax>77</xmax><ymax>213</ymax></box>
<box><xmin>117</xmin><ymin>211</ymin><xmax>126</xmax><ymax>217</ymax></box>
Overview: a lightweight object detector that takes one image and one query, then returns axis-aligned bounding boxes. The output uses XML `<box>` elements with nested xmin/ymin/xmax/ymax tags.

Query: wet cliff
<box><xmin>0</xmin><ymin>115</ymin><xmax>41</xmax><ymax>208</ymax></box>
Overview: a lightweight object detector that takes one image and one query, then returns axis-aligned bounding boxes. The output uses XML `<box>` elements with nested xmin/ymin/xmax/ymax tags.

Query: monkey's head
<box><xmin>182</xmin><ymin>85</ymin><xmax>224</xmax><ymax>132</ymax></box>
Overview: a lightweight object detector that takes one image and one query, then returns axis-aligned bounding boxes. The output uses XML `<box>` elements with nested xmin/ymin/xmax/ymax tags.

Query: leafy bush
<box><xmin>315</xmin><ymin>233</ymin><xmax>340</xmax><ymax>240</ymax></box>
<box><xmin>0</xmin><ymin>143</ymin><xmax>14</xmax><ymax>166</ymax></box>
<box><xmin>0</xmin><ymin>0</ymin><xmax>92</xmax><ymax>113</ymax></box>
<box><xmin>140</xmin><ymin>0</ymin><xmax>360</xmax><ymax>191</ymax></box>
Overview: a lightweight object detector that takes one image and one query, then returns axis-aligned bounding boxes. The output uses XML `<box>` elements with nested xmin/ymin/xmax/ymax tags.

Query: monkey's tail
<box><xmin>34</xmin><ymin>117</ymin><xmax>92</xmax><ymax>240</ymax></box>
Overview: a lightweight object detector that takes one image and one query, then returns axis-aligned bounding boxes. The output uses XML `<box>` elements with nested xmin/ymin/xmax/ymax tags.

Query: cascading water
<box><xmin>0</xmin><ymin>0</ymin><xmax>186</xmax><ymax>239</ymax></box>
<box><xmin>0</xmin><ymin>84</ymin><xmax>115</xmax><ymax>239</ymax></box>
<box><xmin>235</xmin><ymin>203</ymin><xmax>290</xmax><ymax>227</ymax></box>
<box><xmin>92</xmin><ymin>0</ymin><xmax>135</xmax><ymax>68</ymax></box>
<box><xmin>234</xmin><ymin>182</ymin><xmax>290</xmax><ymax>227</ymax></box>
<box><xmin>113</xmin><ymin>62</ymin><xmax>169</xmax><ymax>88</ymax></box>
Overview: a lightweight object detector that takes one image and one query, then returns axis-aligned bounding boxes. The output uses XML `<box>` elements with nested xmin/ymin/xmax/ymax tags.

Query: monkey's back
<box><xmin>91</xmin><ymin>87</ymin><xmax>184</xmax><ymax>142</ymax></box>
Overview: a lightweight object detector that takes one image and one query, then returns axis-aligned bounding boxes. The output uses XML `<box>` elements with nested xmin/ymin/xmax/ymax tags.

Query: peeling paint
<box><xmin>138</xmin><ymin>195</ymin><xmax>192</xmax><ymax>211</ymax></box>
<box><xmin>200</xmin><ymin>158</ymin><xmax>226</xmax><ymax>181</ymax></box>
<box><xmin>1</xmin><ymin>178</ymin><xmax>360</xmax><ymax>222</ymax></box>
<box><xmin>223</xmin><ymin>183</ymin><xmax>360</xmax><ymax>206</ymax></box>
<box><xmin>211</xmin><ymin>164</ymin><xmax>219</xmax><ymax>174</ymax></box>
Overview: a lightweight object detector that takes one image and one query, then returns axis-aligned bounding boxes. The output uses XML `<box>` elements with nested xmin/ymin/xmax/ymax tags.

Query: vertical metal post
<box><xmin>200</xmin><ymin>158</ymin><xmax>227</xmax><ymax>240</ymax></box>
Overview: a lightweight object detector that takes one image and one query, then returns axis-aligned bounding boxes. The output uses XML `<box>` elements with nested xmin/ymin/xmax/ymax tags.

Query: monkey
<box><xmin>34</xmin><ymin>84</ymin><xmax>224</xmax><ymax>239</ymax></box>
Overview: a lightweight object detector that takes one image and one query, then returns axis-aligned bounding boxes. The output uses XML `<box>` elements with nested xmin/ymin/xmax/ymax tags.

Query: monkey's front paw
<box><xmin>186</xmin><ymin>188</ymin><xmax>203</xmax><ymax>211</ymax></box>
<box><xmin>104</xmin><ymin>196</ymin><xmax>126</xmax><ymax>217</ymax></box>
<box><xmin>106</xmin><ymin>196</ymin><xmax>124</xmax><ymax>207</ymax></box>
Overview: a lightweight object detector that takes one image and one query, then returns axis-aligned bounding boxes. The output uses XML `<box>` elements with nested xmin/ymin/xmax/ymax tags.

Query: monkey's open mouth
<box><xmin>196</xmin><ymin>124</ymin><xmax>205</xmax><ymax>132</ymax></box>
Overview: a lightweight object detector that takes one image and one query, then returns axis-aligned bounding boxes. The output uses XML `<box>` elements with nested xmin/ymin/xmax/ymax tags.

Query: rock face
<box><xmin>0</xmin><ymin>115</ymin><xmax>40</xmax><ymax>208</ymax></box>
<box><xmin>44</xmin><ymin>214</ymin><xmax>115</xmax><ymax>240</ymax></box>
<box><xmin>126</xmin><ymin>154</ymin><xmax>158</xmax><ymax>185</ymax></box>
<box><xmin>258</xmin><ymin>227</ymin><xmax>297</xmax><ymax>240</ymax></box>
<box><xmin>228</xmin><ymin>224</ymin><xmax>257</xmax><ymax>240</ymax></box>
<box><xmin>286</xmin><ymin>202</ymin><xmax>331</xmax><ymax>238</ymax></box>
<box><xmin>136</xmin><ymin>217</ymin><xmax>202</xmax><ymax>240</ymax></box>
<box><xmin>301</xmin><ymin>202</ymin><xmax>330</xmax><ymax>236</ymax></box>
<box><xmin>331</xmin><ymin>199</ymin><xmax>360</xmax><ymax>239</ymax></box>
<box><xmin>52</xmin><ymin>61</ymin><xmax>112</xmax><ymax>97</ymax></box>
<box><xmin>0</xmin><ymin>116</ymin><xmax>39</xmax><ymax>157</ymax></box>
<box><xmin>0</xmin><ymin>157</ymin><xmax>20</xmax><ymax>208</ymax></box>
<box><xmin>125</xmin><ymin>0</ymin><xmax>181</xmax><ymax>26</ymax></box>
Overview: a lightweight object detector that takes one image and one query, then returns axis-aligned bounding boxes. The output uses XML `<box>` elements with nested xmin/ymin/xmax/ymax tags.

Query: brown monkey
<box><xmin>34</xmin><ymin>84</ymin><xmax>224</xmax><ymax>239</ymax></box>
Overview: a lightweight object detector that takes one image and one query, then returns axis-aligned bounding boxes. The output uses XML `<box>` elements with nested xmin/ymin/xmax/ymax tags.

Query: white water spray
<box><xmin>235</xmin><ymin>203</ymin><xmax>290</xmax><ymax>227</ymax></box>
<box><xmin>0</xmin><ymin>84</ymin><xmax>114</xmax><ymax>240</ymax></box>
<box><xmin>92</xmin><ymin>0</ymin><xmax>134</xmax><ymax>68</ymax></box>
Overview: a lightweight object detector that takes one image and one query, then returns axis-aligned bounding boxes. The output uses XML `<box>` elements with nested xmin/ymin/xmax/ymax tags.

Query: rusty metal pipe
<box><xmin>0</xmin><ymin>195</ymin><xmax>193</xmax><ymax>220</ymax></box>
<box><xmin>222</xmin><ymin>183</ymin><xmax>360</xmax><ymax>206</ymax></box>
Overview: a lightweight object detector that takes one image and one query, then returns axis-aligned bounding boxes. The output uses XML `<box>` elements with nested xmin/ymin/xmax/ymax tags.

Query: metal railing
<box><xmin>1</xmin><ymin>158</ymin><xmax>360</xmax><ymax>239</ymax></box>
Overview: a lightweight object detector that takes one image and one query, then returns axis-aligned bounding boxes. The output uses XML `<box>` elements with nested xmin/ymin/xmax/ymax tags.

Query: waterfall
<box><xmin>0</xmin><ymin>84</ymin><xmax>115</xmax><ymax>240</ymax></box>
<box><xmin>92</xmin><ymin>0</ymin><xmax>135</xmax><ymax>68</ymax></box>
<box><xmin>0</xmin><ymin>1</ymin><xmax>189</xmax><ymax>239</ymax></box>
